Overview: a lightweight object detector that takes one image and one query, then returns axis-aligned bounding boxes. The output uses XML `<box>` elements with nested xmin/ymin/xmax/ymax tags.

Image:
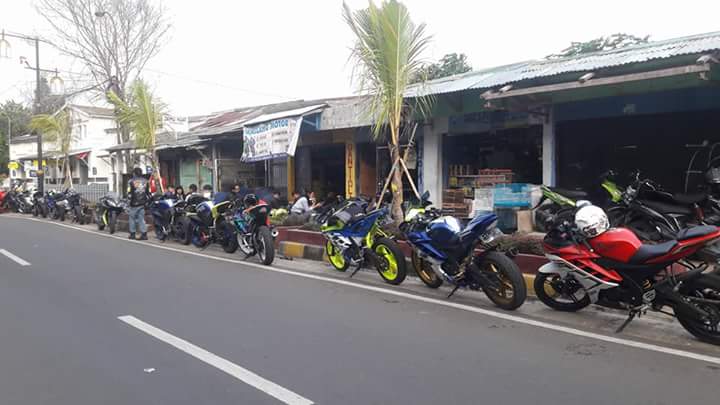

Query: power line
<box><xmin>144</xmin><ymin>68</ymin><xmax>298</xmax><ymax>100</ymax></box>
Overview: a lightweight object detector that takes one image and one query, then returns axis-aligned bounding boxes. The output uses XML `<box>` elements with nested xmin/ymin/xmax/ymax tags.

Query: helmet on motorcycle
<box><xmin>574</xmin><ymin>205</ymin><xmax>609</xmax><ymax>238</ymax></box>
<box><xmin>243</xmin><ymin>193</ymin><xmax>258</xmax><ymax>207</ymax></box>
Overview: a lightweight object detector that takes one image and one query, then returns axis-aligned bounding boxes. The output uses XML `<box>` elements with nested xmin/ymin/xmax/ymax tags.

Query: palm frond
<box><xmin>29</xmin><ymin>111</ymin><xmax>73</xmax><ymax>154</ymax></box>
<box><xmin>107</xmin><ymin>80</ymin><xmax>166</xmax><ymax>151</ymax></box>
<box><xmin>343</xmin><ymin>0</ymin><xmax>434</xmax><ymax>140</ymax></box>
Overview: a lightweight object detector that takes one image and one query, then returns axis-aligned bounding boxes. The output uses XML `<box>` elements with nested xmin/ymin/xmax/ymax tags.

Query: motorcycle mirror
<box><xmin>421</xmin><ymin>190</ymin><xmax>430</xmax><ymax>202</ymax></box>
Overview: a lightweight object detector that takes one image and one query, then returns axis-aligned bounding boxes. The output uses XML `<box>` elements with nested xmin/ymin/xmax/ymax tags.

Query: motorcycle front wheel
<box><xmin>676</xmin><ymin>274</ymin><xmax>720</xmax><ymax>345</ymax></box>
<box><xmin>108</xmin><ymin>211</ymin><xmax>117</xmax><ymax>234</ymax></box>
<box><xmin>97</xmin><ymin>211</ymin><xmax>105</xmax><ymax>230</ymax></box>
<box><xmin>325</xmin><ymin>240</ymin><xmax>349</xmax><ymax>272</ymax></box>
<box><xmin>476</xmin><ymin>252</ymin><xmax>527</xmax><ymax>310</ymax></box>
<box><xmin>533</xmin><ymin>272</ymin><xmax>591</xmax><ymax>311</ymax></box>
<box><xmin>32</xmin><ymin>205</ymin><xmax>39</xmax><ymax>217</ymax></box>
<box><xmin>372</xmin><ymin>237</ymin><xmax>407</xmax><ymax>285</ymax></box>
<box><xmin>255</xmin><ymin>226</ymin><xmax>275</xmax><ymax>265</ymax></box>
<box><xmin>412</xmin><ymin>251</ymin><xmax>442</xmax><ymax>288</ymax></box>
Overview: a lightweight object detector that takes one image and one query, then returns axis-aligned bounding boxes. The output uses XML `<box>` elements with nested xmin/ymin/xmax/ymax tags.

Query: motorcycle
<box><xmin>47</xmin><ymin>190</ymin><xmax>69</xmax><ymax>221</ymax></box>
<box><xmin>535</xmin><ymin>202</ymin><xmax>720</xmax><ymax>345</ymax></box>
<box><xmin>232</xmin><ymin>199</ymin><xmax>277</xmax><ymax>265</ymax></box>
<box><xmin>4</xmin><ymin>186</ymin><xmax>33</xmax><ymax>214</ymax></box>
<box><xmin>400</xmin><ymin>191</ymin><xmax>527</xmax><ymax>310</ymax></box>
<box><xmin>96</xmin><ymin>194</ymin><xmax>126</xmax><ymax>234</ymax></box>
<box><xmin>66</xmin><ymin>189</ymin><xmax>90</xmax><ymax>224</ymax></box>
<box><xmin>318</xmin><ymin>198</ymin><xmax>407</xmax><ymax>285</ymax></box>
<box><xmin>31</xmin><ymin>191</ymin><xmax>48</xmax><ymax>218</ymax></box>
<box><xmin>185</xmin><ymin>194</ymin><xmax>238</xmax><ymax>253</ymax></box>
<box><xmin>150</xmin><ymin>192</ymin><xmax>183</xmax><ymax>241</ymax></box>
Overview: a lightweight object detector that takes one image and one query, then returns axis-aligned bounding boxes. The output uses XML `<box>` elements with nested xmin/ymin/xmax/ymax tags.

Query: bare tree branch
<box><xmin>36</xmin><ymin>0</ymin><xmax>171</xmax><ymax>142</ymax></box>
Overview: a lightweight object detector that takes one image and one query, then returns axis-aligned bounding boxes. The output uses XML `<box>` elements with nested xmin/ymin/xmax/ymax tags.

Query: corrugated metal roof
<box><xmin>406</xmin><ymin>30</ymin><xmax>720</xmax><ymax>97</ymax></box>
<box><xmin>243</xmin><ymin>104</ymin><xmax>326</xmax><ymax>126</ymax></box>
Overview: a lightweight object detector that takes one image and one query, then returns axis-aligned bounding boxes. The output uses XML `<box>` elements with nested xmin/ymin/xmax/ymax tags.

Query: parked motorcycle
<box><xmin>4</xmin><ymin>186</ymin><xmax>33</xmax><ymax>214</ymax></box>
<box><xmin>318</xmin><ymin>198</ymin><xmax>407</xmax><ymax>285</ymax></box>
<box><xmin>535</xmin><ymin>202</ymin><xmax>720</xmax><ymax>344</ymax></box>
<box><xmin>232</xmin><ymin>194</ymin><xmax>276</xmax><ymax>265</ymax></box>
<box><xmin>31</xmin><ymin>191</ymin><xmax>48</xmax><ymax>218</ymax></box>
<box><xmin>185</xmin><ymin>194</ymin><xmax>238</xmax><ymax>253</ymax></box>
<box><xmin>96</xmin><ymin>194</ymin><xmax>126</xmax><ymax>234</ymax></box>
<box><xmin>65</xmin><ymin>189</ymin><xmax>90</xmax><ymax>224</ymax></box>
<box><xmin>150</xmin><ymin>192</ymin><xmax>183</xmax><ymax>241</ymax></box>
<box><xmin>401</xmin><ymin>191</ymin><xmax>527</xmax><ymax>310</ymax></box>
<box><xmin>47</xmin><ymin>190</ymin><xmax>69</xmax><ymax>221</ymax></box>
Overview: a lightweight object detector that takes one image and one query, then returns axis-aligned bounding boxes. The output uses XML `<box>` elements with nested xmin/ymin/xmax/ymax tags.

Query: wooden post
<box><xmin>287</xmin><ymin>155</ymin><xmax>295</xmax><ymax>197</ymax></box>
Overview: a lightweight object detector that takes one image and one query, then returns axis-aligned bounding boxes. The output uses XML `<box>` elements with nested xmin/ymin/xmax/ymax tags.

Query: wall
<box><xmin>421</xmin><ymin>117</ymin><xmax>448</xmax><ymax>207</ymax></box>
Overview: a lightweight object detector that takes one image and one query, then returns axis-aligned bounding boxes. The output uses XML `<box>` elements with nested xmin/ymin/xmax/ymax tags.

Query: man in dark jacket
<box><xmin>127</xmin><ymin>167</ymin><xmax>150</xmax><ymax>240</ymax></box>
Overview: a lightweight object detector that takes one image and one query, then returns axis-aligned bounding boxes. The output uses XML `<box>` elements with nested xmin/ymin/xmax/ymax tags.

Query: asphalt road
<box><xmin>1</xmin><ymin>214</ymin><xmax>719</xmax><ymax>405</ymax></box>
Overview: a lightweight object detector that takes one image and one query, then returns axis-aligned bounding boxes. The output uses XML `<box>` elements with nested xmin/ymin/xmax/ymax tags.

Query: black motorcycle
<box><xmin>31</xmin><ymin>191</ymin><xmax>48</xmax><ymax>218</ymax></box>
<box><xmin>149</xmin><ymin>192</ymin><xmax>189</xmax><ymax>242</ymax></box>
<box><xmin>232</xmin><ymin>197</ymin><xmax>277</xmax><ymax>265</ymax></box>
<box><xmin>96</xmin><ymin>195</ymin><xmax>126</xmax><ymax>234</ymax></box>
<box><xmin>5</xmin><ymin>187</ymin><xmax>33</xmax><ymax>214</ymax></box>
<box><xmin>185</xmin><ymin>194</ymin><xmax>238</xmax><ymax>253</ymax></box>
<box><xmin>66</xmin><ymin>190</ymin><xmax>90</xmax><ymax>224</ymax></box>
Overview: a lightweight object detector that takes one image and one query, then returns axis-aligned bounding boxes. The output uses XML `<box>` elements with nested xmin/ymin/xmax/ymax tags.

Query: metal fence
<box><xmin>42</xmin><ymin>183</ymin><xmax>111</xmax><ymax>203</ymax></box>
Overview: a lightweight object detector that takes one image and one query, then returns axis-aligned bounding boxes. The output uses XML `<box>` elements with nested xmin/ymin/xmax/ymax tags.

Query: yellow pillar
<box><xmin>287</xmin><ymin>156</ymin><xmax>295</xmax><ymax>196</ymax></box>
<box><xmin>345</xmin><ymin>141</ymin><xmax>357</xmax><ymax>198</ymax></box>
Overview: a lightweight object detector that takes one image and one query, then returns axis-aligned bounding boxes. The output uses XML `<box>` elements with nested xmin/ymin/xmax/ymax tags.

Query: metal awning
<box><xmin>15</xmin><ymin>148</ymin><xmax>92</xmax><ymax>161</ymax></box>
<box><xmin>242</xmin><ymin>104</ymin><xmax>326</xmax><ymax>126</ymax></box>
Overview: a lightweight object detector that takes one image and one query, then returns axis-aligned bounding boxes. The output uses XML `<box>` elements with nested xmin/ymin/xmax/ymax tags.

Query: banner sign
<box><xmin>242</xmin><ymin>117</ymin><xmax>302</xmax><ymax>162</ymax></box>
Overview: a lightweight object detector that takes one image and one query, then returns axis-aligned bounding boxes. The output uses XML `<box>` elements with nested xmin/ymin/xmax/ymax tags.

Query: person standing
<box><xmin>127</xmin><ymin>167</ymin><xmax>150</xmax><ymax>240</ymax></box>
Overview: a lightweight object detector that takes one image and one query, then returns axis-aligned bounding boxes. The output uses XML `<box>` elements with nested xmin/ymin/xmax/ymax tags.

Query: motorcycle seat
<box><xmin>641</xmin><ymin>199</ymin><xmax>694</xmax><ymax>216</ymax></box>
<box><xmin>670</xmin><ymin>193</ymin><xmax>707</xmax><ymax>205</ymax></box>
<box><xmin>676</xmin><ymin>225</ymin><xmax>718</xmax><ymax>241</ymax></box>
<box><xmin>548</xmin><ymin>187</ymin><xmax>588</xmax><ymax>199</ymax></box>
<box><xmin>629</xmin><ymin>240</ymin><xmax>678</xmax><ymax>264</ymax></box>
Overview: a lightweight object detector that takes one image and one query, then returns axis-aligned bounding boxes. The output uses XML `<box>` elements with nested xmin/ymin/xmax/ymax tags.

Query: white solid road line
<box><xmin>10</xmin><ymin>215</ymin><xmax>720</xmax><ymax>366</ymax></box>
<box><xmin>119</xmin><ymin>315</ymin><xmax>314</xmax><ymax>405</ymax></box>
<box><xmin>0</xmin><ymin>248</ymin><xmax>31</xmax><ymax>266</ymax></box>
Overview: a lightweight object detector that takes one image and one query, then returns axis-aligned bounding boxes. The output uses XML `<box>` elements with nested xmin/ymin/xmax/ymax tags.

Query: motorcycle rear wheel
<box><xmin>32</xmin><ymin>206</ymin><xmax>39</xmax><ymax>217</ymax></box>
<box><xmin>412</xmin><ymin>251</ymin><xmax>442</xmax><ymax>288</ymax></box>
<box><xmin>373</xmin><ymin>237</ymin><xmax>407</xmax><ymax>285</ymax></box>
<box><xmin>255</xmin><ymin>226</ymin><xmax>275</xmax><ymax>265</ymax></box>
<box><xmin>676</xmin><ymin>275</ymin><xmax>720</xmax><ymax>345</ymax></box>
<box><xmin>477</xmin><ymin>252</ymin><xmax>526</xmax><ymax>310</ymax></box>
<box><xmin>534</xmin><ymin>272</ymin><xmax>591</xmax><ymax>311</ymax></box>
<box><xmin>326</xmin><ymin>240</ymin><xmax>349</xmax><ymax>272</ymax></box>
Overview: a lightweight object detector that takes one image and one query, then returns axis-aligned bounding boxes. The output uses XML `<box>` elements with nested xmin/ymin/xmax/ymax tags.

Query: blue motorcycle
<box><xmin>400</xmin><ymin>191</ymin><xmax>526</xmax><ymax>310</ymax></box>
<box><xmin>319</xmin><ymin>198</ymin><xmax>407</xmax><ymax>285</ymax></box>
<box><xmin>150</xmin><ymin>193</ymin><xmax>178</xmax><ymax>241</ymax></box>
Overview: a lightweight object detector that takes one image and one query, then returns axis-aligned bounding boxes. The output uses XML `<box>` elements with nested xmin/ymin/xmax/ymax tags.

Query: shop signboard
<box><xmin>7</xmin><ymin>161</ymin><xmax>19</xmax><ymax>170</ymax></box>
<box><xmin>242</xmin><ymin>116</ymin><xmax>302</xmax><ymax>162</ymax></box>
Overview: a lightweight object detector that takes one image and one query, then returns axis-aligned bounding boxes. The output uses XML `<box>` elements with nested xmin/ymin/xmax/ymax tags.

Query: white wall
<box><xmin>421</xmin><ymin>116</ymin><xmax>448</xmax><ymax>208</ymax></box>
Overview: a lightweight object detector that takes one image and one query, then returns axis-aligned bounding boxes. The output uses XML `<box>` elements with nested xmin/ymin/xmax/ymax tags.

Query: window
<box><xmin>92</xmin><ymin>167</ymin><xmax>97</xmax><ymax>176</ymax></box>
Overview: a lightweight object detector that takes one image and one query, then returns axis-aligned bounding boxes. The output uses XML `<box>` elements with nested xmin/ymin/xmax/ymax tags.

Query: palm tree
<box><xmin>30</xmin><ymin>109</ymin><xmax>74</xmax><ymax>189</ymax></box>
<box><xmin>107</xmin><ymin>80</ymin><xmax>166</xmax><ymax>192</ymax></box>
<box><xmin>343</xmin><ymin>0</ymin><xmax>433</xmax><ymax>221</ymax></box>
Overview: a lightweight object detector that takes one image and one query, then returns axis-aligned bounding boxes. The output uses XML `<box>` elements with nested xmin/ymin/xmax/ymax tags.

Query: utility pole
<box><xmin>34</xmin><ymin>37</ymin><xmax>44</xmax><ymax>193</ymax></box>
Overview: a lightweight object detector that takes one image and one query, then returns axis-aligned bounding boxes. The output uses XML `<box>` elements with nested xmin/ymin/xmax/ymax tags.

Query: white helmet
<box><xmin>574</xmin><ymin>205</ymin><xmax>609</xmax><ymax>238</ymax></box>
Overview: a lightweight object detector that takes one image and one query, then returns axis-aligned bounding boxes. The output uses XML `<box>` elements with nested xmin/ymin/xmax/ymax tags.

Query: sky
<box><xmin>1</xmin><ymin>0</ymin><xmax>719</xmax><ymax>117</ymax></box>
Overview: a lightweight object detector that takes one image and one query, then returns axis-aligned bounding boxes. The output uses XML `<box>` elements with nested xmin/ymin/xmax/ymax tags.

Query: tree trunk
<box><xmin>390</xmin><ymin>143</ymin><xmax>404</xmax><ymax>223</ymax></box>
<box><xmin>151</xmin><ymin>150</ymin><xmax>163</xmax><ymax>193</ymax></box>
<box><xmin>64</xmin><ymin>155</ymin><xmax>72</xmax><ymax>190</ymax></box>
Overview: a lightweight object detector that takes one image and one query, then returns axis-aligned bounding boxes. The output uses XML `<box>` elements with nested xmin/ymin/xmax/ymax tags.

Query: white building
<box><xmin>9</xmin><ymin>104</ymin><xmax>119</xmax><ymax>192</ymax></box>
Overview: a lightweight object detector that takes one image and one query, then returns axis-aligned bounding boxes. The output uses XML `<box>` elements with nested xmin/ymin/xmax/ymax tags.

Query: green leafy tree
<box><xmin>0</xmin><ymin>101</ymin><xmax>33</xmax><ymax>175</ymax></box>
<box><xmin>107</xmin><ymin>80</ymin><xmax>166</xmax><ymax>192</ymax></box>
<box><xmin>548</xmin><ymin>33</ymin><xmax>650</xmax><ymax>59</ymax></box>
<box><xmin>343</xmin><ymin>0</ymin><xmax>434</xmax><ymax>222</ymax></box>
<box><xmin>29</xmin><ymin>110</ymin><xmax>74</xmax><ymax>189</ymax></box>
<box><xmin>411</xmin><ymin>52</ymin><xmax>472</xmax><ymax>83</ymax></box>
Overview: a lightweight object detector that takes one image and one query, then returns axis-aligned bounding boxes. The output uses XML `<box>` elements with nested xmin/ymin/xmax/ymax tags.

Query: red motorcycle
<box><xmin>534</xmin><ymin>204</ymin><xmax>720</xmax><ymax>345</ymax></box>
